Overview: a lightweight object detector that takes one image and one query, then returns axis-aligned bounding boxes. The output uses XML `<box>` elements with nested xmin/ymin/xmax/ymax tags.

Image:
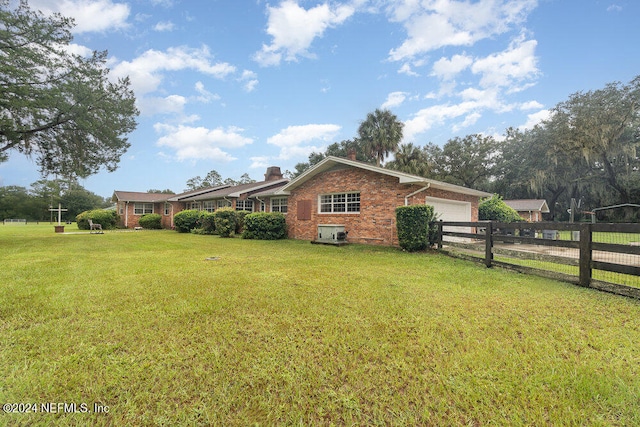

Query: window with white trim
<box><xmin>134</xmin><ymin>203</ymin><xmax>154</xmax><ymax>215</ymax></box>
<box><xmin>188</xmin><ymin>202</ymin><xmax>200</xmax><ymax>210</ymax></box>
<box><xmin>164</xmin><ymin>203</ymin><xmax>171</xmax><ymax>215</ymax></box>
<box><xmin>271</xmin><ymin>197</ymin><xmax>288</xmax><ymax>213</ymax></box>
<box><xmin>236</xmin><ymin>200</ymin><xmax>253</xmax><ymax>212</ymax></box>
<box><xmin>217</xmin><ymin>199</ymin><xmax>232</xmax><ymax>209</ymax></box>
<box><xmin>320</xmin><ymin>192</ymin><xmax>360</xmax><ymax>213</ymax></box>
<box><xmin>202</xmin><ymin>201</ymin><xmax>215</xmax><ymax>212</ymax></box>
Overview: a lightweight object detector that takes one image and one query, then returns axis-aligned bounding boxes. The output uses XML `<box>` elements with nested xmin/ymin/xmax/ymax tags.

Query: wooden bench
<box><xmin>88</xmin><ymin>219</ymin><xmax>103</xmax><ymax>234</ymax></box>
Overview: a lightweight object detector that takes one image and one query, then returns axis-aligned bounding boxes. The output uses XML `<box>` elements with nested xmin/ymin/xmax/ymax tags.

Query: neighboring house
<box><xmin>277</xmin><ymin>155</ymin><xmax>491</xmax><ymax>246</ymax></box>
<box><xmin>503</xmin><ymin>199</ymin><xmax>550</xmax><ymax>222</ymax></box>
<box><xmin>113</xmin><ymin>159</ymin><xmax>491</xmax><ymax>246</ymax></box>
<box><xmin>112</xmin><ymin>167</ymin><xmax>289</xmax><ymax>229</ymax></box>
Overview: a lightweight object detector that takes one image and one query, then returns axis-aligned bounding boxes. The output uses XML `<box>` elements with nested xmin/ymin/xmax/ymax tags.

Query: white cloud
<box><xmin>111</xmin><ymin>46</ymin><xmax>236</xmax><ymax>95</ymax></box>
<box><xmin>138</xmin><ymin>94</ymin><xmax>187</xmax><ymax>116</ymax></box>
<box><xmin>403</xmin><ymin>100</ymin><xmax>488</xmax><ymax>142</ymax></box>
<box><xmin>431</xmin><ymin>54</ymin><xmax>473</xmax><ymax>80</ymax></box>
<box><xmin>63</xmin><ymin>43</ymin><xmax>94</xmax><ymax>57</ymax></box>
<box><xmin>519</xmin><ymin>100</ymin><xmax>543</xmax><ymax>110</ymax></box>
<box><xmin>154</xmin><ymin>124</ymin><xmax>253</xmax><ymax>162</ymax></box>
<box><xmin>387</xmin><ymin>0</ymin><xmax>537</xmax><ymax>62</ymax></box>
<box><xmin>249</xmin><ymin>156</ymin><xmax>271</xmax><ymax>169</ymax></box>
<box><xmin>381</xmin><ymin>92</ymin><xmax>408</xmax><ymax>109</ymax></box>
<box><xmin>193</xmin><ymin>82</ymin><xmax>220</xmax><ymax>103</ymax></box>
<box><xmin>471</xmin><ymin>37</ymin><xmax>539</xmax><ymax>90</ymax></box>
<box><xmin>29</xmin><ymin>0</ymin><xmax>130</xmax><ymax>33</ymax></box>
<box><xmin>398</xmin><ymin>63</ymin><xmax>420</xmax><ymax>77</ymax></box>
<box><xmin>267</xmin><ymin>123</ymin><xmax>341</xmax><ymax>160</ymax></box>
<box><xmin>254</xmin><ymin>0</ymin><xmax>355</xmax><ymax>66</ymax></box>
<box><xmin>239</xmin><ymin>70</ymin><xmax>259</xmax><ymax>92</ymax></box>
<box><xmin>519</xmin><ymin>109</ymin><xmax>551</xmax><ymax>130</ymax></box>
<box><xmin>154</xmin><ymin>21</ymin><xmax>175</xmax><ymax>32</ymax></box>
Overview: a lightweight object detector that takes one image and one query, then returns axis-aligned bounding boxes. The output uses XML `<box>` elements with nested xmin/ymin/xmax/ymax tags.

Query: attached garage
<box><xmin>425</xmin><ymin>196</ymin><xmax>472</xmax><ymax>242</ymax></box>
<box><xmin>425</xmin><ymin>196</ymin><xmax>471</xmax><ymax>222</ymax></box>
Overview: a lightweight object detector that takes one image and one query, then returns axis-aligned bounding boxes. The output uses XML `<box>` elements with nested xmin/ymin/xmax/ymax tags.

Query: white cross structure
<box><xmin>49</xmin><ymin>203</ymin><xmax>68</xmax><ymax>225</ymax></box>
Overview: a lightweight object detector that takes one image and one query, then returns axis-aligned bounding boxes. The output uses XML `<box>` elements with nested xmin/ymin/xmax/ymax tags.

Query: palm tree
<box><xmin>357</xmin><ymin>108</ymin><xmax>404</xmax><ymax>167</ymax></box>
<box><xmin>386</xmin><ymin>143</ymin><xmax>430</xmax><ymax>176</ymax></box>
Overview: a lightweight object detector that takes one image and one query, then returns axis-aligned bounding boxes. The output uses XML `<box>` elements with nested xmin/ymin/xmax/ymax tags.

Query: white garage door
<box><xmin>425</xmin><ymin>196</ymin><xmax>471</xmax><ymax>242</ymax></box>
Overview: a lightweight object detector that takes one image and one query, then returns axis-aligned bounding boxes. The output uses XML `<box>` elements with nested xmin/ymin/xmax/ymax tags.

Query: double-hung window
<box><xmin>236</xmin><ymin>200</ymin><xmax>253</xmax><ymax>212</ymax></box>
<box><xmin>217</xmin><ymin>200</ymin><xmax>232</xmax><ymax>209</ymax></box>
<box><xmin>202</xmin><ymin>201</ymin><xmax>215</xmax><ymax>212</ymax></box>
<box><xmin>271</xmin><ymin>197</ymin><xmax>288</xmax><ymax>213</ymax></box>
<box><xmin>134</xmin><ymin>203</ymin><xmax>154</xmax><ymax>215</ymax></box>
<box><xmin>319</xmin><ymin>192</ymin><xmax>360</xmax><ymax>213</ymax></box>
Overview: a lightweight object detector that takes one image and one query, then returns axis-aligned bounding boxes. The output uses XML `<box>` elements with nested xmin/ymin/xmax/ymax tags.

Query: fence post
<box><xmin>485</xmin><ymin>221</ymin><xmax>493</xmax><ymax>268</ymax></box>
<box><xmin>436</xmin><ymin>220</ymin><xmax>443</xmax><ymax>250</ymax></box>
<box><xmin>579</xmin><ymin>223</ymin><xmax>592</xmax><ymax>287</ymax></box>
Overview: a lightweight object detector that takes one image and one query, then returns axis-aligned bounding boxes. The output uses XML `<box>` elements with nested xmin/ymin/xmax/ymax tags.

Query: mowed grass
<box><xmin>1</xmin><ymin>225</ymin><xmax>639</xmax><ymax>426</ymax></box>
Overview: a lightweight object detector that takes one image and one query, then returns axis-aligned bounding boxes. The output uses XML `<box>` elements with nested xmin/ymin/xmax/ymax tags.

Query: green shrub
<box><xmin>479</xmin><ymin>195</ymin><xmax>522</xmax><ymax>222</ymax></box>
<box><xmin>396</xmin><ymin>205</ymin><xmax>436</xmax><ymax>252</ymax></box>
<box><xmin>173</xmin><ymin>209</ymin><xmax>201</xmax><ymax>233</ymax></box>
<box><xmin>198</xmin><ymin>212</ymin><xmax>216</xmax><ymax>234</ymax></box>
<box><xmin>214</xmin><ymin>208</ymin><xmax>236</xmax><ymax>238</ymax></box>
<box><xmin>138</xmin><ymin>213</ymin><xmax>162</xmax><ymax>229</ymax></box>
<box><xmin>242</xmin><ymin>212</ymin><xmax>287</xmax><ymax>240</ymax></box>
<box><xmin>235</xmin><ymin>210</ymin><xmax>249</xmax><ymax>234</ymax></box>
<box><xmin>76</xmin><ymin>209</ymin><xmax>118</xmax><ymax>230</ymax></box>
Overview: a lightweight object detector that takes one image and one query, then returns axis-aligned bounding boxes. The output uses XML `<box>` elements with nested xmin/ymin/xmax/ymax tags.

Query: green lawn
<box><xmin>1</xmin><ymin>224</ymin><xmax>640</xmax><ymax>426</ymax></box>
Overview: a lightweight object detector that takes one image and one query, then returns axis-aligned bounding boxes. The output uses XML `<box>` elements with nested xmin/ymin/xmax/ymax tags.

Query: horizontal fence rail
<box><xmin>433</xmin><ymin>221</ymin><xmax>640</xmax><ymax>300</ymax></box>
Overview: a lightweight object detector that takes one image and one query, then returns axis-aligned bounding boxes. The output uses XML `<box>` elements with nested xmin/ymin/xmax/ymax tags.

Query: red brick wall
<box><xmin>117</xmin><ymin>201</ymin><xmax>181</xmax><ymax>229</ymax></box>
<box><xmin>286</xmin><ymin>166</ymin><xmax>480</xmax><ymax>246</ymax></box>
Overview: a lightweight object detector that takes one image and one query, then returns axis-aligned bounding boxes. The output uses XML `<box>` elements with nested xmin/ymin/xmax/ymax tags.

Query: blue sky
<box><xmin>1</xmin><ymin>0</ymin><xmax>639</xmax><ymax>198</ymax></box>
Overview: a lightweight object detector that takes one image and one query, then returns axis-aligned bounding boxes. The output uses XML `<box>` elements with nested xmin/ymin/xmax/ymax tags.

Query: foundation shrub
<box><xmin>235</xmin><ymin>210</ymin><xmax>249</xmax><ymax>234</ymax></box>
<box><xmin>242</xmin><ymin>212</ymin><xmax>287</xmax><ymax>240</ymax></box>
<box><xmin>138</xmin><ymin>213</ymin><xmax>162</xmax><ymax>229</ymax></box>
<box><xmin>197</xmin><ymin>212</ymin><xmax>216</xmax><ymax>235</ymax></box>
<box><xmin>214</xmin><ymin>208</ymin><xmax>236</xmax><ymax>238</ymax></box>
<box><xmin>173</xmin><ymin>209</ymin><xmax>200</xmax><ymax>233</ymax></box>
<box><xmin>396</xmin><ymin>205</ymin><xmax>435</xmax><ymax>252</ymax></box>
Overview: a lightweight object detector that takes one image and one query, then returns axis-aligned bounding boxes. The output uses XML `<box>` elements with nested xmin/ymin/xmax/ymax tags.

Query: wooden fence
<box><xmin>434</xmin><ymin>221</ymin><xmax>640</xmax><ymax>299</ymax></box>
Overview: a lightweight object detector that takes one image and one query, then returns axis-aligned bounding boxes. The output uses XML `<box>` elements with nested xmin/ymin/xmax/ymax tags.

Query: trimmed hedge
<box><xmin>242</xmin><ymin>212</ymin><xmax>287</xmax><ymax>240</ymax></box>
<box><xmin>138</xmin><ymin>213</ymin><xmax>162</xmax><ymax>229</ymax></box>
<box><xmin>76</xmin><ymin>209</ymin><xmax>119</xmax><ymax>230</ymax></box>
<box><xmin>197</xmin><ymin>212</ymin><xmax>216</xmax><ymax>235</ymax></box>
<box><xmin>173</xmin><ymin>209</ymin><xmax>201</xmax><ymax>233</ymax></box>
<box><xmin>479</xmin><ymin>194</ymin><xmax>522</xmax><ymax>222</ymax></box>
<box><xmin>214</xmin><ymin>207</ymin><xmax>236</xmax><ymax>238</ymax></box>
<box><xmin>395</xmin><ymin>205</ymin><xmax>436</xmax><ymax>252</ymax></box>
<box><xmin>235</xmin><ymin>210</ymin><xmax>249</xmax><ymax>234</ymax></box>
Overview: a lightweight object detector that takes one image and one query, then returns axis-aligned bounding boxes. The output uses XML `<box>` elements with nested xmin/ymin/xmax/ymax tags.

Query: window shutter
<box><xmin>297</xmin><ymin>200</ymin><xmax>311</xmax><ymax>220</ymax></box>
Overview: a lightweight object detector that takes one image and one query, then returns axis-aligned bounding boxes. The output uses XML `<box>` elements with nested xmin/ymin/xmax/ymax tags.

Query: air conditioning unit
<box><xmin>317</xmin><ymin>224</ymin><xmax>347</xmax><ymax>243</ymax></box>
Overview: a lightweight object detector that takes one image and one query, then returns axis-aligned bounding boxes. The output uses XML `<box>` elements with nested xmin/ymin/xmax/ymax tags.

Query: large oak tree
<box><xmin>0</xmin><ymin>0</ymin><xmax>138</xmax><ymax>178</ymax></box>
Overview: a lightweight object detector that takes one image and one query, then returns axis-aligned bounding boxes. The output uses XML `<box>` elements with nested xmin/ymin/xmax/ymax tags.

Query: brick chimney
<box><xmin>346</xmin><ymin>149</ymin><xmax>356</xmax><ymax>161</ymax></box>
<box><xmin>264</xmin><ymin>166</ymin><xmax>283</xmax><ymax>181</ymax></box>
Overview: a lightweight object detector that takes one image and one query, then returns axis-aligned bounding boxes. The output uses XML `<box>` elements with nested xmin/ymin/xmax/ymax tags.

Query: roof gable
<box><xmin>178</xmin><ymin>179</ymin><xmax>289</xmax><ymax>202</ymax></box>
<box><xmin>112</xmin><ymin>191</ymin><xmax>171</xmax><ymax>203</ymax></box>
<box><xmin>504</xmin><ymin>199</ymin><xmax>550</xmax><ymax>213</ymax></box>
<box><xmin>279</xmin><ymin>156</ymin><xmax>491</xmax><ymax>197</ymax></box>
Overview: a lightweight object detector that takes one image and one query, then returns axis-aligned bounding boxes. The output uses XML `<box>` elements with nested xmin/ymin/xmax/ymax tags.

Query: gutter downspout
<box><xmin>255</xmin><ymin>196</ymin><xmax>266</xmax><ymax>212</ymax></box>
<box><xmin>125</xmin><ymin>201</ymin><xmax>129</xmax><ymax>228</ymax></box>
<box><xmin>404</xmin><ymin>183</ymin><xmax>431</xmax><ymax>206</ymax></box>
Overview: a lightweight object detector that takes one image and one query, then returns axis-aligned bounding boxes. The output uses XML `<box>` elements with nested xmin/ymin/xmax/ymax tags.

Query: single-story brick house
<box><xmin>275</xmin><ymin>155</ymin><xmax>491</xmax><ymax>246</ymax></box>
<box><xmin>112</xmin><ymin>167</ymin><xmax>289</xmax><ymax>229</ymax></box>
<box><xmin>112</xmin><ymin>158</ymin><xmax>491</xmax><ymax>246</ymax></box>
<box><xmin>503</xmin><ymin>199</ymin><xmax>550</xmax><ymax>222</ymax></box>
